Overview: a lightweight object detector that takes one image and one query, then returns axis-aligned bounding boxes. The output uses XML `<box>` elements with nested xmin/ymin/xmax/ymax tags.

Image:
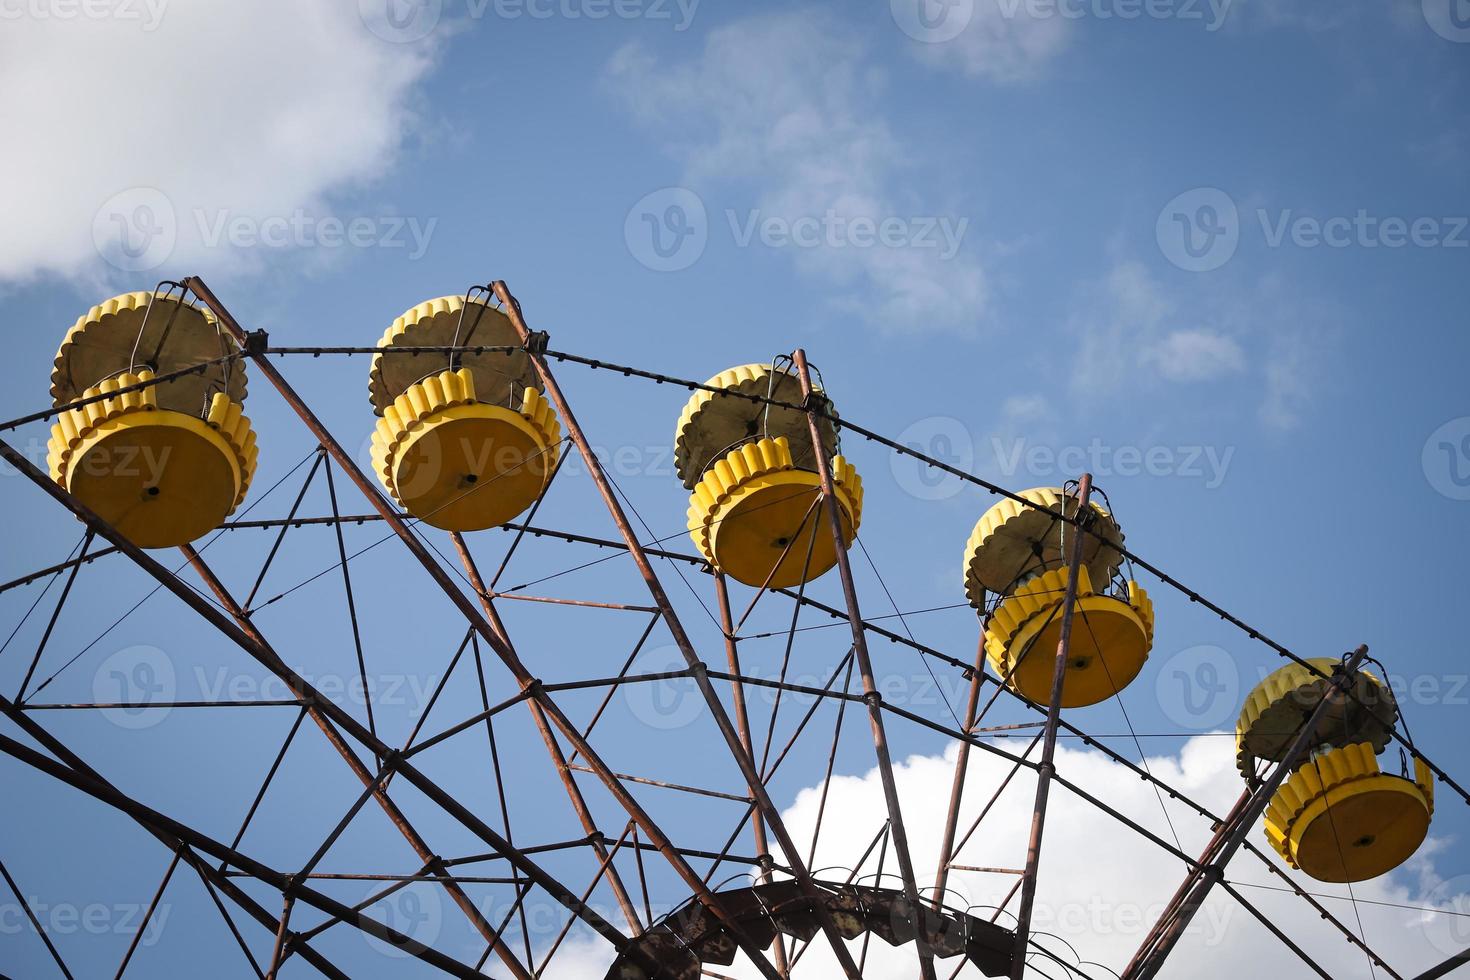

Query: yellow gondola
<box><xmin>368</xmin><ymin>294</ymin><xmax>559</xmax><ymax>531</ymax></box>
<box><xmin>1235</xmin><ymin>658</ymin><xmax>1399</xmax><ymax>781</ymax></box>
<box><xmin>962</xmin><ymin>488</ymin><xmax>1148</xmax><ymax>706</ymax></box>
<box><xmin>674</xmin><ymin>364</ymin><xmax>859</xmax><ymax>589</ymax></box>
<box><xmin>45</xmin><ymin>291</ymin><xmax>256</xmax><ymax>548</ymax></box>
<box><xmin>1264</xmin><ymin>742</ymin><xmax>1433</xmax><ymax>883</ymax></box>
<box><xmin>982</xmin><ymin>565</ymin><xmax>1153</xmax><ymax>707</ymax></box>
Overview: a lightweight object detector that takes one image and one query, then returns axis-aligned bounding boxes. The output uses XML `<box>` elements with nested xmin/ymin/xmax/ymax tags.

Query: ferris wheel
<box><xmin>0</xmin><ymin>278</ymin><xmax>1459</xmax><ymax>980</ymax></box>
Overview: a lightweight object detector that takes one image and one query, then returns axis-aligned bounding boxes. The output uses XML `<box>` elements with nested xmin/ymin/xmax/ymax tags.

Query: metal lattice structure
<box><xmin>0</xmin><ymin>278</ymin><xmax>1465</xmax><ymax>980</ymax></box>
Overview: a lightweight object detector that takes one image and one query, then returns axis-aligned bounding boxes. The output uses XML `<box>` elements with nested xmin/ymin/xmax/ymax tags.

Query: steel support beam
<box><xmin>791</xmin><ymin>347</ymin><xmax>937</xmax><ymax>980</ymax></box>
<box><xmin>492</xmin><ymin>282</ymin><xmax>862</xmax><ymax>980</ymax></box>
<box><xmin>1010</xmin><ymin>474</ymin><xmax>1093</xmax><ymax>978</ymax></box>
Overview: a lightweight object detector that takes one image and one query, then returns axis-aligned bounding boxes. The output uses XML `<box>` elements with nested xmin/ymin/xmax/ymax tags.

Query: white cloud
<box><xmin>1068</xmin><ymin>260</ymin><xmax>1325</xmax><ymax>430</ymax></box>
<box><xmin>0</xmin><ymin>1</ymin><xmax>434</xmax><ymax>283</ymax></box>
<box><xmin>903</xmin><ymin>0</ymin><xmax>1071</xmax><ymax>83</ymax></box>
<box><xmin>548</xmin><ymin>734</ymin><xmax>1467</xmax><ymax>978</ymax></box>
<box><xmin>1145</xmin><ymin>328</ymin><xmax>1246</xmax><ymax>382</ymax></box>
<box><xmin>607</xmin><ymin>11</ymin><xmax>988</xmax><ymax>333</ymax></box>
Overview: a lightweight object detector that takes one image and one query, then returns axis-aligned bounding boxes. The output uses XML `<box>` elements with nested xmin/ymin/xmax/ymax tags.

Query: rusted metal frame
<box><xmin>196</xmin><ymin>871</ymin><xmax>269</xmax><ymax>980</ymax></box>
<box><xmin>1122</xmin><ymin>645</ymin><xmax>1376</xmax><ymax>980</ymax></box>
<box><xmin>487</xmin><ymin>446</ymin><xmax>568</xmax><ymax>590</ymax></box>
<box><xmin>114</xmin><ymin>847</ymin><xmax>183</xmax><ymax>979</ymax></box>
<box><xmin>949</xmin><ymin>732</ymin><xmax>1045</xmax><ymax>868</ymax></box>
<box><xmin>802</xmin><ymin>655</ymin><xmax>856</xmax><ymax>873</ymax></box>
<box><xmin>222</xmin><ymin>706</ymin><xmax>312</xmax><ymax>867</ymax></box>
<box><xmin>1217</xmin><ymin>881</ymin><xmax>1334</xmax><ymax>980</ymax></box>
<box><xmin>537</xmin><ymin>821</ymin><xmax>637</xmax><ymax>974</ymax></box>
<box><xmin>239</xmin><ymin>871</ymin><xmax>522</xmax><ymax>885</ymax></box>
<box><xmin>791</xmin><ymin>346</ymin><xmax>936</xmax><ymax>980</ymax></box>
<box><xmin>859</xmin><ymin>822</ymin><xmax>892</xmax><ymax>974</ymax></box>
<box><xmin>829</xmin><ymin>411</ymin><xmax>1470</xmax><ymax>813</ymax></box>
<box><xmin>322</xmin><ymin>456</ymin><xmax>380</xmax><ymax>761</ymax></box>
<box><xmin>785</xmin><ymin>819</ymin><xmax>892</xmax><ymax>971</ymax></box>
<box><xmin>467</xmin><ymin>633</ymin><xmax>538</xmax><ymax>966</ymax></box>
<box><xmin>455</xmin><ymin>532</ymin><xmax>647</xmax><ymax>938</ymax></box>
<box><xmin>714</xmin><ymin>570</ymin><xmax>791</xmax><ymax>977</ymax></box>
<box><xmin>0</xmin><ymin>696</ymin><xmax>353</xmax><ymax>980</ymax></box>
<box><xmin>1120</xmin><ymin>786</ymin><xmax>1255</xmax><ymax>975</ymax></box>
<box><xmin>19</xmin><ymin>699</ymin><xmax>301</xmax><ymax>711</ymax></box>
<box><xmin>244</xmin><ymin>450</ymin><xmax>325</xmax><ymax>609</ymax></box>
<box><xmin>932</xmin><ymin>634</ymin><xmax>989</xmax><ymax>903</ymax></box>
<box><xmin>0</xmin><ymin>351</ymin><xmax>242</xmax><ymax>433</ymax></box>
<box><xmin>171</xmin><ymin>282</ymin><xmax>690</xmax><ymax>980</ymax></box>
<box><xmin>180</xmin><ymin>545</ymin><xmax>536</xmax><ymax>980</ymax></box>
<box><xmin>488</xmin><ymin>591</ymin><xmax>659</xmax><ymax>613</ymax></box>
<box><xmin>182</xmin><ymin>284</ymin><xmax>759</xmax><ymax>978</ymax></box>
<box><xmin>265</xmin><ymin>894</ymin><xmax>295</xmax><ymax>979</ymax></box>
<box><xmin>0</xmin><ymin>435</ymin><xmax>622</xmax><ymax>979</ymax></box>
<box><xmin>1011</xmin><ymin>474</ymin><xmax>1094</xmax><ymax>979</ymax></box>
<box><xmin>493</xmin><ymin>280</ymin><xmax>867</xmax><ymax>980</ymax></box>
<box><xmin>564</xmin><ymin>763</ymin><xmax>751</xmax><ymax>803</ymax></box>
<box><xmin>14</xmin><ymin>529</ymin><xmax>94</xmax><ymax>702</ymax></box>
<box><xmin>699</xmin><ymin>648</ymin><xmax>857</xmax><ymax>889</ymax></box>
<box><xmin>1413</xmin><ymin>945</ymin><xmax>1470</xmax><ymax>980</ymax></box>
<box><xmin>0</xmin><ymin>730</ymin><xmax>492</xmax><ymax>979</ymax></box>
<box><xmin>0</xmin><ymin>853</ymin><xmax>75</xmax><ymax>979</ymax></box>
<box><xmin>381</xmin><ymin>627</ymin><xmax>476</xmax><ymax>791</ymax></box>
<box><xmin>562</xmin><ymin>613</ymin><xmax>663</xmax><ymax>765</ymax></box>
<box><xmin>754</xmin><ymin>521</ymin><xmax>823</xmax><ymax>780</ymax></box>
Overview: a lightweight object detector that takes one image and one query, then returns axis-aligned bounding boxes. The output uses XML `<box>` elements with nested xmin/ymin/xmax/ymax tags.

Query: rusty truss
<box><xmin>0</xmin><ymin>279</ymin><xmax>1464</xmax><ymax>980</ymax></box>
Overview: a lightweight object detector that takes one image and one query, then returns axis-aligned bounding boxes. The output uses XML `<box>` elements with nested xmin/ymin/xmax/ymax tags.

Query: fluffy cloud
<box><xmin>607</xmin><ymin>11</ymin><xmax>988</xmax><ymax>333</ymax></box>
<box><xmin>897</xmin><ymin>0</ymin><xmax>1072</xmax><ymax>83</ymax></box>
<box><xmin>1069</xmin><ymin>260</ymin><xmax>1323</xmax><ymax>430</ymax></box>
<box><xmin>549</xmin><ymin>735</ymin><xmax>1469</xmax><ymax>977</ymax></box>
<box><xmin>1144</xmin><ymin>328</ymin><xmax>1247</xmax><ymax>382</ymax></box>
<box><xmin>0</xmin><ymin>1</ymin><xmax>433</xmax><ymax>283</ymax></box>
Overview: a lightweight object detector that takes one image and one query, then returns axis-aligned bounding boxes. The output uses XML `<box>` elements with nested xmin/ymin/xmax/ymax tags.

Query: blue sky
<box><xmin>0</xmin><ymin>1</ymin><xmax>1468</xmax><ymax>977</ymax></box>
